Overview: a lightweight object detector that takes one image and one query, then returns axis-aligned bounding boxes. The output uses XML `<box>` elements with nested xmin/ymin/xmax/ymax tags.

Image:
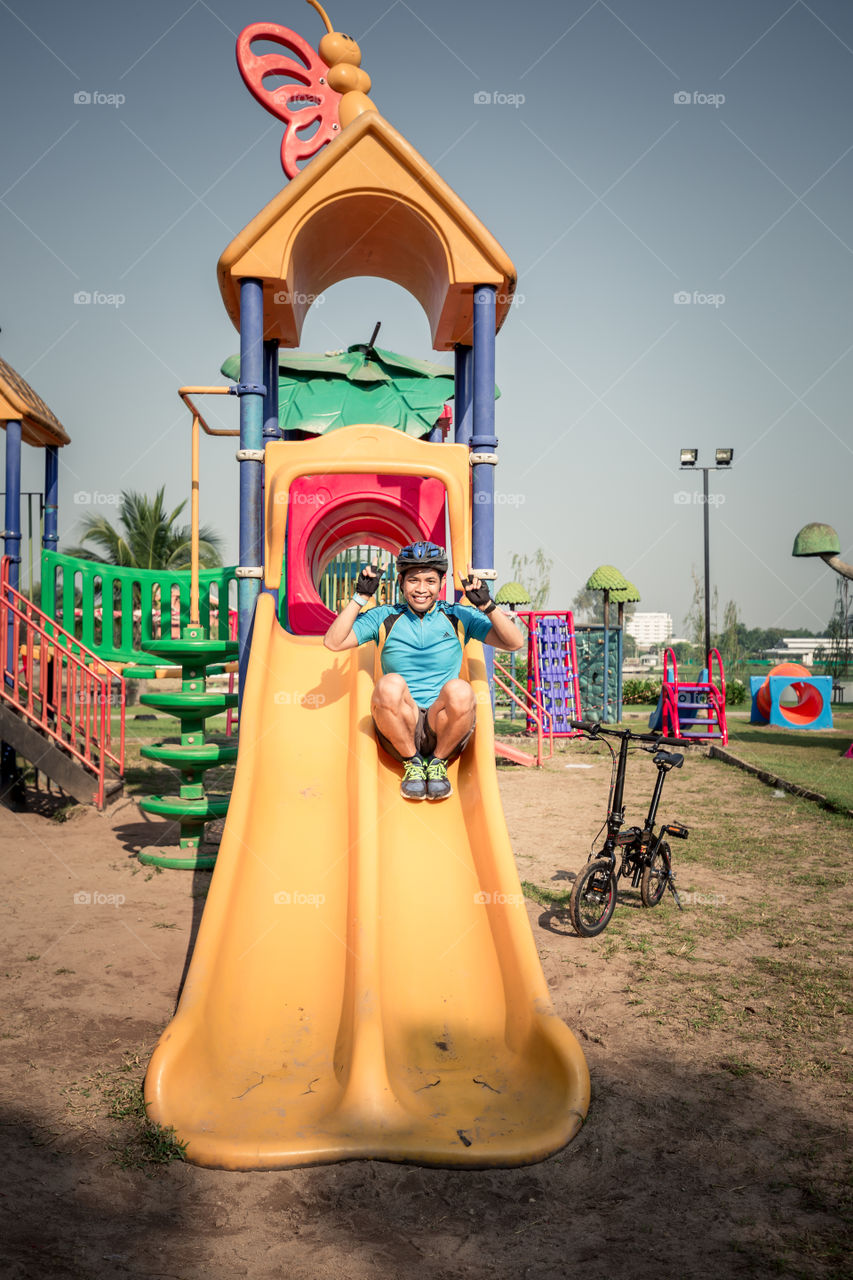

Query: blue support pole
<box><xmin>43</xmin><ymin>444</ymin><xmax>59</xmax><ymax>554</ymax></box>
<box><xmin>262</xmin><ymin>340</ymin><xmax>281</xmax><ymax>443</ymax></box>
<box><xmin>454</xmin><ymin>343</ymin><xmax>473</xmax><ymax>447</ymax></box>
<box><xmin>471</xmin><ymin>286</ymin><xmax>497</xmax><ymax>703</ymax></box>
<box><xmin>237</xmin><ymin>279</ymin><xmax>266</xmax><ymax>705</ymax></box>
<box><xmin>262</xmin><ymin>338</ymin><xmax>281</xmax><ymax>616</ymax></box>
<box><xmin>2</xmin><ymin>420</ymin><xmax>23</xmax><ymax>793</ymax></box>
<box><xmin>3</xmin><ymin>420</ymin><xmax>23</xmax><ymax>595</ymax></box>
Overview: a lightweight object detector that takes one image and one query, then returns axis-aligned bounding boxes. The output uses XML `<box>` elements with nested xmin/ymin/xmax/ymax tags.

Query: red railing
<box><xmin>1</xmin><ymin>557</ymin><xmax>125</xmax><ymax>808</ymax></box>
<box><xmin>493</xmin><ymin>667</ymin><xmax>555</xmax><ymax>767</ymax></box>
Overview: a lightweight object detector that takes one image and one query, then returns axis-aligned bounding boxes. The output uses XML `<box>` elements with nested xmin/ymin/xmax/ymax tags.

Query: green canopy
<box><xmin>792</xmin><ymin>522</ymin><xmax>840</xmax><ymax>558</ymax></box>
<box><xmin>610</xmin><ymin>580</ymin><xmax>640</xmax><ymax>604</ymax></box>
<box><xmin>221</xmin><ymin>343</ymin><xmax>500</xmax><ymax>439</ymax></box>
<box><xmin>586</xmin><ymin>565</ymin><xmax>629</xmax><ymax>593</ymax></box>
<box><xmin>495</xmin><ymin>581</ymin><xmax>531</xmax><ymax>606</ymax></box>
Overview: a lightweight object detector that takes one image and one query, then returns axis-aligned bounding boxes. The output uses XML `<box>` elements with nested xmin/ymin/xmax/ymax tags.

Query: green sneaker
<box><xmin>426</xmin><ymin>756</ymin><xmax>452</xmax><ymax>800</ymax></box>
<box><xmin>400</xmin><ymin>755</ymin><xmax>427</xmax><ymax>800</ymax></box>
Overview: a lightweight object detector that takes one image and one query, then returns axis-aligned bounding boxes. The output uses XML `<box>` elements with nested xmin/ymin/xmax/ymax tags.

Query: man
<box><xmin>324</xmin><ymin>541</ymin><xmax>523</xmax><ymax>800</ymax></box>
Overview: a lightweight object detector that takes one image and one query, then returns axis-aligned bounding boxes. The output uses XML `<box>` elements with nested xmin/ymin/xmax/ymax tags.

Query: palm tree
<box><xmin>65</xmin><ymin>488</ymin><xmax>223</xmax><ymax>569</ymax></box>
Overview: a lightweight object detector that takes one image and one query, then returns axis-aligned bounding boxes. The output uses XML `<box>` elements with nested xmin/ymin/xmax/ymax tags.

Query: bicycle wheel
<box><xmin>640</xmin><ymin>842</ymin><xmax>671</xmax><ymax>908</ymax></box>
<box><xmin>569</xmin><ymin>858</ymin><xmax>618</xmax><ymax>937</ymax></box>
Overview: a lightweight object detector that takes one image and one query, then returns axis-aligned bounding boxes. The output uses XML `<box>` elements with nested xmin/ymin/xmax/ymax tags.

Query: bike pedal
<box><xmin>666</xmin><ymin>823</ymin><xmax>689</xmax><ymax>839</ymax></box>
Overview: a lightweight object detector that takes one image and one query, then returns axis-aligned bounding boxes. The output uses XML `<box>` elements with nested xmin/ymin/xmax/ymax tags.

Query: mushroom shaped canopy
<box><xmin>495</xmin><ymin>581</ymin><xmax>531</xmax><ymax>607</ymax></box>
<box><xmin>586</xmin><ymin>565</ymin><xmax>629</xmax><ymax>593</ymax></box>
<box><xmin>610</xmin><ymin>580</ymin><xmax>641</xmax><ymax>604</ymax></box>
<box><xmin>792</xmin><ymin>523</ymin><xmax>841</xmax><ymax>558</ymax></box>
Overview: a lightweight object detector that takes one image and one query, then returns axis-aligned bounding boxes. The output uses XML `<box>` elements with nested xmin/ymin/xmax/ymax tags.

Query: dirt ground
<box><xmin>1</xmin><ymin>742</ymin><xmax>850</xmax><ymax>1280</ymax></box>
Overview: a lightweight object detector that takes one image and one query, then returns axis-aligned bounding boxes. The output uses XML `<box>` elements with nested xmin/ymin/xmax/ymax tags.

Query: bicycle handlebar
<box><xmin>570</xmin><ymin>719</ymin><xmax>695</xmax><ymax>748</ymax></box>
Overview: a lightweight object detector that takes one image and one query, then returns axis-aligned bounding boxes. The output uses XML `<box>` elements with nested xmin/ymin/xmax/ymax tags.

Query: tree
<box><xmin>65</xmin><ymin>487</ymin><xmax>223</xmax><ymax>570</ymax></box>
<box><xmin>683</xmin><ymin>566</ymin><xmax>718</xmax><ymax>651</ymax></box>
<box><xmin>509</xmin><ymin>549</ymin><xmax>552</xmax><ymax>610</ymax></box>
<box><xmin>571</xmin><ymin>585</ymin><xmax>599</xmax><ymax>623</ymax></box>
<box><xmin>814</xmin><ymin>579</ymin><xmax>851</xmax><ymax>679</ymax></box>
<box><xmin>718</xmin><ymin>600</ymin><xmax>741</xmax><ymax>670</ymax></box>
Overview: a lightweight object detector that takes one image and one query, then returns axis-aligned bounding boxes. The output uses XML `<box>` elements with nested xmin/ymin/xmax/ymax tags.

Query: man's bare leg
<box><xmin>371</xmin><ymin>673</ymin><xmax>420</xmax><ymax>758</ymax></box>
<box><xmin>427</xmin><ymin>678</ymin><xmax>476</xmax><ymax>761</ymax></box>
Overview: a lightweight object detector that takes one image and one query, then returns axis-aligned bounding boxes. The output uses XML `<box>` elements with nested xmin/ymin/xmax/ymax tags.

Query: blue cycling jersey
<box><xmin>351</xmin><ymin>600</ymin><xmax>493</xmax><ymax>706</ymax></box>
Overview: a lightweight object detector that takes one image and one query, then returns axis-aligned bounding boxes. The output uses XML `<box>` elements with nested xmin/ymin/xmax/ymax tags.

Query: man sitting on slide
<box><xmin>324</xmin><ymin>541</ymin><xmax>523</xmax><ymax>801</ymax></box>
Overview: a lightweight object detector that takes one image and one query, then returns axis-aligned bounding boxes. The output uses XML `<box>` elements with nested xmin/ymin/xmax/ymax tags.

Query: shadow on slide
<box><xmin>145</xmin><ymin>593</ymin><xmax>590</xmax><ymax>1169</ymax></box>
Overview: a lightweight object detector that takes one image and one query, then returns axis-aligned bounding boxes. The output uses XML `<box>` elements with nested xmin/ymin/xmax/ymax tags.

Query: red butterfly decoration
<box><xmin>236</xmin><ymin>23</ymin><xmax>342</xmax><ymax>180</ymax></box>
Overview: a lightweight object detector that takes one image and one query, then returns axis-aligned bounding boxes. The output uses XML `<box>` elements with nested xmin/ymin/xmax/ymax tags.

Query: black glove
<box><xmin>460</xmin><ymin>574</ymin><xmax>496</xmax><ymax>614</ymax></box>
<box><xmin>355</xmin><ymin>564</ymin><xmax>381</xmax><ymax>597</ymax></box>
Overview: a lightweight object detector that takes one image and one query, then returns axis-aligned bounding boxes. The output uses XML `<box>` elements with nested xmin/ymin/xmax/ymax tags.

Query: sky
<box><xmin>1</xmin><ymin>0</ymin><xmax>852</xmax><ymax>636</ymax></box>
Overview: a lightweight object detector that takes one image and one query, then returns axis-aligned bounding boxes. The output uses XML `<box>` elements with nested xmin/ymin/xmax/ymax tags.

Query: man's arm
<box><xmin>323</xmin><ymin>597</ymin><xmax>363</xmax><ymax>651</ymax></box>
<box><xmin>481</xmin><ymin>608</ymin><xmax>524</xmax><ymax>652</ymax></box>
<box><xmin>323</xmin><ymin>563</ymin><xmax>380</xmax><ymax>651</ymax></box>
<box><xmin>458</xmin><ymin>566</ymin><xmax>524</xmax><ymax>652</ymax></box>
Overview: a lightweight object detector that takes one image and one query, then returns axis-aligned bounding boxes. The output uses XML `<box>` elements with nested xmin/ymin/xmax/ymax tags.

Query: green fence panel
<box><xmin>40</xmin><ymin>551</ymin><xmax>238</xmax><ymax>666</ymax></box>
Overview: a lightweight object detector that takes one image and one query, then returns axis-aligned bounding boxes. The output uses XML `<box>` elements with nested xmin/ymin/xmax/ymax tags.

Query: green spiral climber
<box><xmin>137</xmin><ymin>624</ymin><xmax>239</xmax><ymax>870</ymax></box>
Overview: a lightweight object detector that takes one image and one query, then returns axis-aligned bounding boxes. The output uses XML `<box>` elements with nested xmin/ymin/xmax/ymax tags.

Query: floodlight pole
<box><xmin>680</xmin><ymin>452</ymin><xmax>732</xmax><ymax>664</ymax></box>
<box><xmin>702</xmin><ymin>467</ymin><xmax>711</xmax><ymax>661</ymax></box>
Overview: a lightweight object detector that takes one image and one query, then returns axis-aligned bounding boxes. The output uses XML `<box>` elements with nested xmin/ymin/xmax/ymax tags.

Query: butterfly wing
<box><xmin>236</xmin><ymin>23</ymin><xmax>342</xmax><ymax>179</ymax></box>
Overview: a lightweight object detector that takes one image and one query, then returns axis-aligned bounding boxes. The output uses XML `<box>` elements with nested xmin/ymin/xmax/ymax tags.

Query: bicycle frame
<box><xmin>567</xmin><ymin>720</ymin><xmax>692</xmax><ymax>936</ymax></box>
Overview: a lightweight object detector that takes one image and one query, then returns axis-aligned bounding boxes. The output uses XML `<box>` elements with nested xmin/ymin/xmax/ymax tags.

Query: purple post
<box><xmin>471</xmin><ymin>287</ymin><xmax>497</xmax><ymax>703</ymax></box>
<box><xmin>237</xmin><ymin>279</ymin><xmax>265</xmax><ymax>704</ymax></box>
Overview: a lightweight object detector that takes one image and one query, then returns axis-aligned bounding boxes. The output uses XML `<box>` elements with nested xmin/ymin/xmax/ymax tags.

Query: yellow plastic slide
<box><xmin>145</xmin><ymin>592</ymin><xmax>589</xmax><ymax>1168</ymax></box>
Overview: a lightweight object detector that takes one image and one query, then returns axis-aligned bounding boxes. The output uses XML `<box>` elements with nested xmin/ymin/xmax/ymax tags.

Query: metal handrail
<box><xmin>493</xmin><ymin>667</ymin><xmax>554</xmax><ymax>767</ymax></box>
<box><xmin>1</xmin><ymin>556</ymin><xmax>125</xmax><ymax>807</ymax></box>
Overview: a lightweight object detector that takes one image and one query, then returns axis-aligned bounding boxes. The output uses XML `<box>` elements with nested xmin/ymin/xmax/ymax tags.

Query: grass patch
<box><xmin>64</xmin><ymin>1049</ymin><xmax>186</xmax><ymax>1172</ymax></box>
<box><xmin>723</xmin><ymin>713</ymin><xmax>853</xmax><ymax>813</ymax></box>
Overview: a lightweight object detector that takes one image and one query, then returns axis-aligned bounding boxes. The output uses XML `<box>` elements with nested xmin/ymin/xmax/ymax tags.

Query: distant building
<box><xmin>626</xmin><ymin>612</ymin><xmax>673</xmax><ymax>647</ymax></box>
<box><xmin>765</xmin><ymin>637</ymin><xmax>830</xmax><ymax>667</ymax></box>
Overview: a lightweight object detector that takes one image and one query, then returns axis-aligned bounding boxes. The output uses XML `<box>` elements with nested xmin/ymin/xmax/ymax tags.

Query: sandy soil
<box><xmin>0</xmin><ymin>746</ymin><xmax>849</xmax><ymax>1280</ymax></box>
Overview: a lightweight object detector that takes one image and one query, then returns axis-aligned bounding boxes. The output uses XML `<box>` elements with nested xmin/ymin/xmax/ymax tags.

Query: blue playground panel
<box><xmin>750</xmin><ymin>674</ymin><xmax>833</xmax><ymax>730</ymax></box>
<box><xmin>527</xmin><ymin>614</ymin><xmax>582</xmax><ymax>734</ymax></box>
<box><xmin>574</xmin><ymin>626</ymin><xmax>622</xmax><ymax>723</ymax></box>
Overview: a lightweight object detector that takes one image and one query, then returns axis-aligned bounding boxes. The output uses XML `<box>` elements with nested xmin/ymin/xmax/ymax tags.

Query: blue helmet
<box><xmin>396</xmin><ymin>540</ymin><xmax>448</xmax><ymax>579</ymax></box>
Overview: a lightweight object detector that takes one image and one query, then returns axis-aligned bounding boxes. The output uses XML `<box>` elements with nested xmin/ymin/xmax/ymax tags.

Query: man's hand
<box><xmin>460</xmin><ymin>565</ymin><xmax>496</xmax><ymax>614</ymax></box>
<box><xmin>355</xmin><ymin>564</ymin><xmax>381</xmax><ymax>597</ymax></box>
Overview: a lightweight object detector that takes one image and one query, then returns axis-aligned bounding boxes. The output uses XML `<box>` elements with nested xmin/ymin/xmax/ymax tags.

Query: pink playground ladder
<box><xmin>661</xmin><ymin>647</ymin><xmax>728</xmax><ymax>745</ymax></box>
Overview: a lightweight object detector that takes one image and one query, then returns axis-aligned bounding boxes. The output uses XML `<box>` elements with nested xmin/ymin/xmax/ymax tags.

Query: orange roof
<box><xmin>0</xmin><ymin>356</ymin><xmax>69</xmax><ymax>447</ymax></box>
<box><xmin>218</xmin><ymin>111</ymin><xmax>516</xmax><ymax>352</ymax></box>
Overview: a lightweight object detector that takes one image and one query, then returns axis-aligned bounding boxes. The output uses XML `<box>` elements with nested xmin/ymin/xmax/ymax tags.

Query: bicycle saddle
<box><xmin>653</xmin><ymin>750</ymin><xmax>683</xmax><ymax>768</ymax></box>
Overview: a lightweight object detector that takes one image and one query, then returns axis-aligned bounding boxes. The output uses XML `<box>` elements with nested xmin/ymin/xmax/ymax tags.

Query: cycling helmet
<box><xmin>395</xmin><ymin>540</ymin><xmax>448</xmax><ymax>579</ymax></box>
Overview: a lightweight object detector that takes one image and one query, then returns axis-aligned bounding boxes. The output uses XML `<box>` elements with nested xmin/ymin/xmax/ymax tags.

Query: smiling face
<box><xmin>401</xmin><ymin>568</ymin><xmax>444</xmax><ymax>615</ymax></box>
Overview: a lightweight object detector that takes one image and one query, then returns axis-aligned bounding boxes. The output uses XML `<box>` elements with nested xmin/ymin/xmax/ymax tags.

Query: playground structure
<box><xmin>521</xmin><ymin>610</ymin><xmax>582</xmax><ymax>736</ymax></box>
<box><xmin>654</xmin><ymin>647</ymin><xmax>728</xmax><ymax>745</ymax></box>
<box><xmin>139</xmin><ymin>5</ymin><xmax>589</xmax><ymax>1169</ymax></box>
<box><xmin>750</xmin><ymin>663</ymin><xmax>833</xmax><ymax>730</ymax></box>
<box><xmin>0</xmin><ymin>359</ymin><xmax>129</xmax><ymax>808</ymax></box>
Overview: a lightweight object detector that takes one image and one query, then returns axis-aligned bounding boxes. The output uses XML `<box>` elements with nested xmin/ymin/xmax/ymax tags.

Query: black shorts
<box><xmin>373</xmin><ymin>705</ymin><xmax>476</xmax><ymax>763</ymax></box>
